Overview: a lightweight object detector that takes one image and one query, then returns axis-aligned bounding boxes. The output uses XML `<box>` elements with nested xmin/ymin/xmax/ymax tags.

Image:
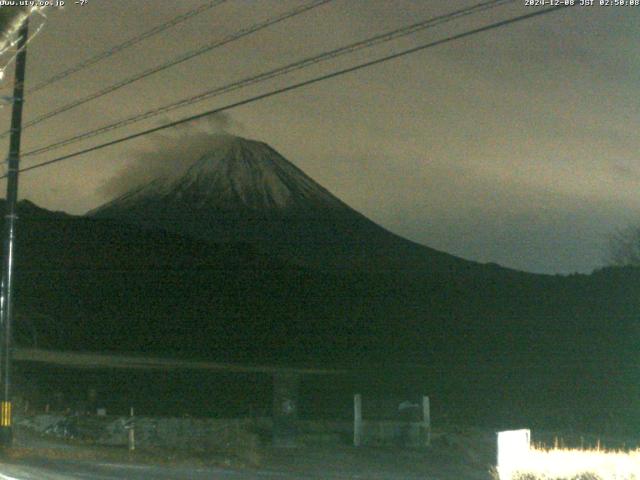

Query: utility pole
<box><xmin>0</xmin><ymin>16</ymin><xmax>29</xmax><ymax>447</ymax></box>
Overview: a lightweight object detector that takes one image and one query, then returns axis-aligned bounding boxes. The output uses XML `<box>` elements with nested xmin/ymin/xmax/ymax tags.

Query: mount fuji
<box><xmin>8</xmin><ymin>138</ymin><xmax>639</xmax><ymax>428</ymax></box>
<box><xmin>90</xmin><ymin>135</ymin><xmax>487</xmax><ymax>275</ymax></box>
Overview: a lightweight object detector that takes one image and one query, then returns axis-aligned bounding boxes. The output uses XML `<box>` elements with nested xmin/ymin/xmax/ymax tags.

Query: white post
<box><xmin>496</xmin><ymin>429</ymin><xmax>530</xmax><ymax>480</ymax></box>
<box><xmin>353</xmin><ymin>394</ymin><xmax>362</xmax><ymax>447</ymax></box>
<box><xmin>128</xmin><ymin>407</ymin><xmax>135</xmax><ymax>452</ymax></box>
<box><xmin>422</xmin><ymin>395</ymin><xmax>431</xmax><ymax>446</ymax></box>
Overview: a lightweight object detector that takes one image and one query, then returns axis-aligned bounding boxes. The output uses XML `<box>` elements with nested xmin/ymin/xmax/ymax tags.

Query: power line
<box><xmin>22</xmin><ymin>0</ymin><xmax>515</xmax><ymax>158</ymax></box>
<box><xmin>25</xmin><ymin>0</ymin><xmax>228</xmax><ymax>95</ymax></box>
<box><xmin>3</xmin><ymin>0</ymin><xmax>333</xmax><ymax>138</ymax></box>
<box><xmin>4</xmin><ymin>5</ymin><xmax>570</xmax><ymax>179</ymax></box>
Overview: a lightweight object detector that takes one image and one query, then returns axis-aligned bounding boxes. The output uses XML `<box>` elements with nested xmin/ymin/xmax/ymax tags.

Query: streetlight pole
<box><xmin>0</xmin><ymin>16</ymin><xmax>29</xmax><ymax>447</ymax></box>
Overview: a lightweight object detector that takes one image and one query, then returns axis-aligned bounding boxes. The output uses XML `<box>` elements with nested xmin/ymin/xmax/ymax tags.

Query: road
<box><xmin>0</xmin><ymin>454</ymin><xmax>456</xmax><ymax>480</ymax></box>
<box><xmin>0</xmin><ymin>452</ymin><xmax>492</xmax><ymax>480</ymax></box>
<box><xmin>0</xmin><ymin>453</ymin><xmax>488</xmax><ymax>480</ymax></box>
<box><xmin>0</xmin><ymin>459</ymin><xmax>315</xmax><ymax>480</ymax></box>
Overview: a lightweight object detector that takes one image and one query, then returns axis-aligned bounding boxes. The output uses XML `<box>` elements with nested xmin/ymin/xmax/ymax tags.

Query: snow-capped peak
<box><xmin>93</xmin><ymin>135</ymin><xmax>349</xmax><ymax>215</ymax></box>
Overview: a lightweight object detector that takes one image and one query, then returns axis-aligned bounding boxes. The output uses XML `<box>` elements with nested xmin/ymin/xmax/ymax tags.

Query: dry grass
<box><xmin>496</xmin><ymin>445</ymin><xmax>640</xmax><ymax>480</ymax></box>
<box><xmin>10</xmin><ymin>425</ymin><xmax>264</xmax><ymax>469</ymax></box>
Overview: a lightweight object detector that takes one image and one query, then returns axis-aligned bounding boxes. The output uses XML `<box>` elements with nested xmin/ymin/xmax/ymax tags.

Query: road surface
<box><xmin>0</xmin><ymin>459</ymin><xmax>324</xmax><ymax>480</ymax></box>
<box><xmin>0</xmin><ymin>457</ymin><xmax>442</xmax><ymax>480</ymax></box>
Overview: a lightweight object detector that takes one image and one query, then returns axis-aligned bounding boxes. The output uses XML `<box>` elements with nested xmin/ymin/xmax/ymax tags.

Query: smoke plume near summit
<box><xmin>98</xmin><ymin>113</ymin><xmax>243</xmax><ymax>200</ymax></box>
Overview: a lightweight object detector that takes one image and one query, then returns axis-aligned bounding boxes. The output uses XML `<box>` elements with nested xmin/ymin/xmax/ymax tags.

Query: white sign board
<box><xmin>496</xmin><ymin>429</ymin><xmax>531</xmax><ymax>480</ymax></box>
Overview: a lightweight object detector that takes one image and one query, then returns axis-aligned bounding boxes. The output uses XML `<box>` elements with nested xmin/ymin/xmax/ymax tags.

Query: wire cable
<box><xmin>4</xmin><ymin>5</ymin><xmax>570</xmax><ymax>179</ymax></box>
<box><xmin>26</xmin><ymin>0</ymin><xmax>229</xmax><ymax>95</ymax></box>
<box><xmin>0</xmin><ymin>0</ymin><xmax>332</xmax><ymax>139</ymax></box>
<box><xmin>21</xmin><ymin>0</ymin><xmax>515</xmax><ymax>158</ymax></box>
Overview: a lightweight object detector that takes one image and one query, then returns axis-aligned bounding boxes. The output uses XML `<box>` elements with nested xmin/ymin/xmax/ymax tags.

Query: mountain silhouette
<box><xmin>2</xmin><ymin>137</ymin><xmax>636</xmax><ymax>431</ymax></box>
<box><xmin>91</xmin><ymin>135</ymin><xmax>490</xmax><ymax>275</ymax></box>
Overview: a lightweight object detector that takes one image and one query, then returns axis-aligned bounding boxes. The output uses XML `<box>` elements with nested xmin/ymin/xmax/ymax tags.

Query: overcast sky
<box><xmin>0</xmin><ymin>0</ymin><xmax>637</xmax><ymax>275</ymax></box>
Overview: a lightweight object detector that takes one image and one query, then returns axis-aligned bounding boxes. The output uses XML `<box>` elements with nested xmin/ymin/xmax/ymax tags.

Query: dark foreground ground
<box><xmin>0</xmin><ymin>428</ymin><xmax>497</xmax><ymax>479</ymax></box>
<box><xmin>5</xmin><ymin>425</ymin><xmax>634</xmax><ymax>479</ymax></box>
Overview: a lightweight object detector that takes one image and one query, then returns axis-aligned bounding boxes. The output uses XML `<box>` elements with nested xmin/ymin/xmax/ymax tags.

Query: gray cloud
<box><xmin>97</xmin><ymin>113</ymin><xmax>242</xmax><ymax>200</ymax></box>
